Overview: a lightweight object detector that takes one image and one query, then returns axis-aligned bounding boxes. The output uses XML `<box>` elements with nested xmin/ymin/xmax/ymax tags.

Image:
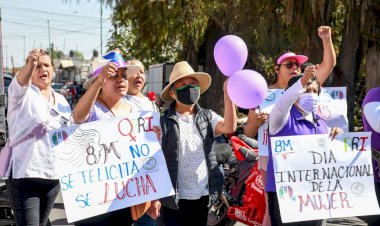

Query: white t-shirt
<box><xmin>125</xmin><ymin>95</ymin><xmax>159</xmax><ymax>112</ymax></box>
<box><xmin>176</xmin><ymin>111</ymin><xmax>222</xmax><ymax>200</ymax></box>
<box><xmin>6</xmin><ymin>76</ymin><xmax>71</xmax><ymax>179</ymax></box>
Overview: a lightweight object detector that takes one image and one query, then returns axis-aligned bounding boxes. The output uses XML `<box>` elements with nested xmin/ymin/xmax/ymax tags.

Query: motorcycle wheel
<box><xmin>207</xmin><ymin>199</ymin><xmax>228</xmax><ymax>226</ymax></box>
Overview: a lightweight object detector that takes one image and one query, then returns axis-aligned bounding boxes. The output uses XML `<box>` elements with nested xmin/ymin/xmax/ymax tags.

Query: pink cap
<box><xmin>276</xmin><ymin>52</ymin><xmax>308</xmax><ymax>65</ymax></box>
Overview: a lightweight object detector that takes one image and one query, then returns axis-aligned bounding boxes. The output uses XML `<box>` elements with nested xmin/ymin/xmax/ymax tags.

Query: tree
<box><xmin>104</xmin><ymin>0</ymin><xmax>379</xmax><ymax>130</ymax></box>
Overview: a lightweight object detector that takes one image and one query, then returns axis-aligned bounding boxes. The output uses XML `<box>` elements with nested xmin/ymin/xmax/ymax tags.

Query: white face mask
<box><xmin>297</xmin><ymin>93</ymin><xmax>318</xmax><ymax>115</ymax></box>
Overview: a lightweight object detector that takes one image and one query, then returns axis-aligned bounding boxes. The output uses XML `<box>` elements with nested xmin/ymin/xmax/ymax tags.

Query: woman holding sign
<box><xmin>73</xmin><ymin>50</ymin><xmax>161</xmax><ymax>225</ymax></box>
<box><xmin>266</xmin><ymin>68</ymin><xmax>342</xmax><ymax>225</ymax></box>
<box><xmin>244</xmin><ymin>26</ymin><xmax>336</xmax><ymax>226</ymax></box>
<box><xmin>5</xmin><ymin>49</ymin><xmax>71</xmax><ymax>226</ymax></box>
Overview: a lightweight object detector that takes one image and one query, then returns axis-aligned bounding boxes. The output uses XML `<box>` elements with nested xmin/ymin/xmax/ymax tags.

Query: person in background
<box><xmin>5</xmin><ymin>48</ymin><xmax>71</xmax><ymax>225</ymax></box>
<box><xmin>243</xmin><ymin>26</ymin><xmax>336</xmax><ymax>226</ymax></box>
<box><xmin>125</xmin><ymin>59</ymin><xmax>159</xmax><ymax>113</ymax></box>
<box><xmin>360</xmin><ymin>88</ymin><xmax>380</xmax><ymax>225</ymax></box>
<box><xmin>69</xmin><ymin>81</ymin><xmax>77</xmax><ymax>107</ymax></box>
<box><xmin>73</xmin><ymin>50</ymin><xmax>160</xmax><ymax>226</ymax></box>
<box><xmin>124</xmin><ymin>59</ymin><xmax>161</xmax><ymax>226</ymax></box>
<box><xmin>159</xmin><ymin>61</ymin><xmax>237</xmax><ymax>226</ymax></box>
<box><xmin>266</xmin><ymin>69</ymin><xmax>342</xmax><ymax>226</ymax></box>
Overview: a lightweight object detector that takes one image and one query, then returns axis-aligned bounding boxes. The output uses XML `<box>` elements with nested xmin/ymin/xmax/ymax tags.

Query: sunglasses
<box><xmin>50</xmin><ymin>108</ymin><xmax>69</xmax><ymax>125</ymax></box>
<box><xmin>280</xmin><ymin>62</ymin><xmax>300</xmax><ymax>69</ymax></box>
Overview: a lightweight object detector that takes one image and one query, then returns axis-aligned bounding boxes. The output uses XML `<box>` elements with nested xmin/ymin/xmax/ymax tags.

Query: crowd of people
<box><xmin>2</xmin><ymin>25</ymin><xmax>380</xmax><ymax>226</ymax></box>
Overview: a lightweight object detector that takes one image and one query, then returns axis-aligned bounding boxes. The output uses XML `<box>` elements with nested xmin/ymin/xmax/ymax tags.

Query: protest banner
<box><xmin>48</xmin><ymin>111</ymin><xmax>174</xmax><ymax>223</ymax></box>
<box><xmin>270</xmin><ymin>132</ymin><xmax>380</xmax><ymax>222</ymax></box>
<box><xmin>258</xmin><ymin>87</ymin><xmax>348</xmax><ymax>156</ymax></box>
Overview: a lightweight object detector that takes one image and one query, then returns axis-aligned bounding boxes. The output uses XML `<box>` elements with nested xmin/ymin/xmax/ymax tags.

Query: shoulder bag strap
<box><xmin>8</xmin><ymin>122</ymin><xmax>46</xmax><ymax>148</ymax></box>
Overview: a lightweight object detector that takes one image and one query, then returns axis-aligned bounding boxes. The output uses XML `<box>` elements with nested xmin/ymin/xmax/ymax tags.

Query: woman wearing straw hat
<box><xmin>159</xmin><ymin>61</ymin><xmax>237</xmax><ymax>226</ymax></box>
<box><xmin>73</xmin><ymin>50</ymin><xmax>161</xmax><ymax>225</ymax></box>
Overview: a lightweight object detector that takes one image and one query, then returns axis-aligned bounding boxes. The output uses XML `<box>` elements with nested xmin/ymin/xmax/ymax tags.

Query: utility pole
<box><xmin>47</xmin><ymin>20</ymin><xmax>51</xmax><ymax>55</ymax></box>
<box><xmin>11</xmin><ymin>56</ymin><xmax>14</xmax><ymax>75</ymax></box>
<box><xmin>100</xmin><ymin>0</ymin><xmax>103</xmax><ymax>55</ymax></box>
<box><xmin>5</xmin><ymin>45</ymin><xmax>7</xmax><ymax>71</ymax></box>
<box><xmin>0</xmin><ymin>8</ymin><xmax>7</xmax><ymax>142</ymax></box>
<box><xmin>0</xmin><ymin>8</ymin><xmax>3</xmax><ymax>88</ymax></box>
<box><xmin>23</xmin><ymin>35</ymin><xmax>25</xmax><ymax>61</ymax></box>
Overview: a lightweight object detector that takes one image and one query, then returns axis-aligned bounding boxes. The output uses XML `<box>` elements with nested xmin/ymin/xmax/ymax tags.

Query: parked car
<box><xmin>51</xmin><ymin>82</ymin><xmax>65</xmax><ymax>94</ymax></box>
<box><xmin>4</xmin><ymin>73</ymin><xmax>13</xmax><ymax>96</ymax></box>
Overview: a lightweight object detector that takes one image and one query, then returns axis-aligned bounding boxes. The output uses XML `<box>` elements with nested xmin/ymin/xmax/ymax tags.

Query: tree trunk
<box><xmin>185</xmin><ymin>38</ymin><xmax>199</xmax><ymax>71</ymax></box>
<box><xmin>365</xmin><ymin>44</ymin><xmax>380</xmax><ymax>91</ymax></box>
<box><xmin>327</xmin><ymin>1</ymin><xmax>361</xmax><ymax>131</ymax></box>
<box><xmin>199</xmin><ymin>19</ymin><xmax>226</xmax><ymax>115</ymax></box>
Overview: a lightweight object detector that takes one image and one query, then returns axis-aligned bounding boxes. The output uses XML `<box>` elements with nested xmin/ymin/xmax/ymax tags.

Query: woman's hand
<box><xmin>95</xmin><ymin>62</ymin><xmax>118</xmax><ymax>87</ymax></box>
<box><xmin>255</xmin><ymin>112</ymin><xmax>269</xmax><ymax>128</ymax></box>
<box><xmin>146</xmin><ymin>200</ymin><xmax>161</xmax><ymax>219</ymax></box>
<box><xmin>318</xmin><ymin>26</ymin><xmax>332</xmax><ymax>40</ymax></box>
<box><xmin>330</xmin><ymin>127</ymin><xmax>343</xmax><ymax>140</ymax></box>
<box><xmin>301</xmin><ymin>64</ymin><xmax>319</xmax><ymax>86</ymax></box>
<box><xmin>27</xmin><ymin>48</ymin><xmax>42</xmax><ymax>67</ymax></box>
<box><xmin>153</xmin><ymin>125</ymin><xmax>161</xmax><ymax>141</ymax></box>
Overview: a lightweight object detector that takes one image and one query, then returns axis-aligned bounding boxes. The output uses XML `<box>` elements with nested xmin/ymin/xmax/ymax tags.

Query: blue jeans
<box><xmin>5</xmin><ymin>178</ymin><xmax>60</xmax><ymax>226</ymax></box>
<box><xmin>134</xmin><ymin>213</ymin><xmax>157</xmax><ymax>226</ymax></box>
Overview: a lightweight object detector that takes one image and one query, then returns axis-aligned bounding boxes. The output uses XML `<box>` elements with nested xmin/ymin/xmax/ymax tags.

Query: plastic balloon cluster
<box><xmin>214</xmin><ymin>35</ymin><xmax>268</xmax><ymax>109</ymax></box>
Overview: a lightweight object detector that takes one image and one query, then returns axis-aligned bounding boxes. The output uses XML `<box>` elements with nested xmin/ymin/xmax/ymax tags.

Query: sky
<box><xmin>0</xmin><ymin>0</ymin><xmax>113</xmax><ymax>68</ymax></box>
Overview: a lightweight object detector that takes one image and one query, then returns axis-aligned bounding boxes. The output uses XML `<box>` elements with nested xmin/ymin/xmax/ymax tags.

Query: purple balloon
<box><xmin>214</xmin><ymin>35</ymin><xmax>248</xmax><ymax>76</ymax></box>
<box><xmin>227</xmin><ymin>70</ymin><xmax>268</xmax><ymax>109</ymax></box>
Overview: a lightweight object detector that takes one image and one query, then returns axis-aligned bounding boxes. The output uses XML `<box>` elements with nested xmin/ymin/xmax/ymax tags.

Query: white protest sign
<box><xmin>271</xmin><ymin>132</ymin><xmax>380</xmax><ymax>223</ymax></box>
<box><xmin>316</xmin><ymin>87</ymin><xmax>348</xmax><ymax>132</ymax></box>
<box><xmin>257</xmin><ymin>89</ymin><xmax>284</xmax><ymax>156</ymax></box>
<box><xmin>258</xmin><ymin>87</ymin><xmax>348</xmax><ymax>156</ymax></box>
<box><xmin>48</xmin><ymin>111</ymin><xmax>174</xmax><ymax>223</ymax></box>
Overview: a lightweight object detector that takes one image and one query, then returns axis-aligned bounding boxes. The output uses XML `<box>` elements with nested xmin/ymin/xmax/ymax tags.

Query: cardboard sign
<box><xmin>271</xmin><ymin>132</ymin><xmax>380</xmax><ymax>222</ymax></box>
<box><xmin>48</xmin><ymin>111</ymin><xmax>174</xmax><ymax>223</ymax></box>
<box><xmin>258</xmin><ymin>87</ymin><xmax>348</xmax><ymax>156</ymax></box>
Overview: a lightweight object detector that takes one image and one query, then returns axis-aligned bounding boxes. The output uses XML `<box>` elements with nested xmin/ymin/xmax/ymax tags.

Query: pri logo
<box><xmin>330</xmin><ymin>90</ymin><xmax>344</xmax><ymax>99</ymax></box>
<box><xmin>51</xmin><ymin>130</ymin><xmax>68</xmax><ymax>145</ymax></box>
<box><xmin>278</xmin><ymin>185</ymin><xmax>294</xmax><ymax>200</ymax></box>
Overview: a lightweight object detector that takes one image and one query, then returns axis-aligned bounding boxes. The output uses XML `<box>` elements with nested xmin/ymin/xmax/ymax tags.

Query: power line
<box><xmin>3</xmin><ymin>19</ymin><xmax>99</xmax><ymax>35</ymax></box>
<box><xmin>1</xmin><ymin>3</ymin><xmax>109</xmax><ymax>20</ymax></box>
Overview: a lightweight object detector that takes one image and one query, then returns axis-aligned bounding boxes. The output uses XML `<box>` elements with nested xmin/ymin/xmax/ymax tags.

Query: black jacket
<box><xmin>159</xmin><ymin>101</ymin><xmax>224</xmax><ymax>209</ymax></box>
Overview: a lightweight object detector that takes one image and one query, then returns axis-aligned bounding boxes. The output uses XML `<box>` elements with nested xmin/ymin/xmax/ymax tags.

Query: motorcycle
<box><xmin>208</xmin><ymin>134</ymin><xmax>265</xmax><ymax>226</ymax></box>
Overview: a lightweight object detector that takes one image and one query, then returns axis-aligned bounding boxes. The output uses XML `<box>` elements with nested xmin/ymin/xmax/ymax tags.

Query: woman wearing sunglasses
<box><xmin>244</xmin><ymin>26</ymin><xmax>336</xmax><ymax>226</ymax></box>
<box><xmin>266</xmin><ymin>68</ymin><xmax>342</xmax><ymax>226</ymax></box>
<box><xmin>5</xmin><ymin>48</ymin><xmax>72</xmax><ymax>226</ymax></box>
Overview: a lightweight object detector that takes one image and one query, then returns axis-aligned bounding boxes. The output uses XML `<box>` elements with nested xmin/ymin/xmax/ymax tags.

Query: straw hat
<box><xmin>83</xmin><ymin>51</ymin><xmax>140</xmax><ymax>89</ymax></box>
<box><xmin>160</xmin><ymin>61</ymin><xmax>211</xmax><ymax>102</ymax></box>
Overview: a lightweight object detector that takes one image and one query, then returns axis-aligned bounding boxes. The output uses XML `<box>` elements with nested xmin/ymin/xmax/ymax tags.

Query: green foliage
<box><xmin>103</xmin><ymin>0</ymin><xmax>380</xmax><ymax>129</ymax></box>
